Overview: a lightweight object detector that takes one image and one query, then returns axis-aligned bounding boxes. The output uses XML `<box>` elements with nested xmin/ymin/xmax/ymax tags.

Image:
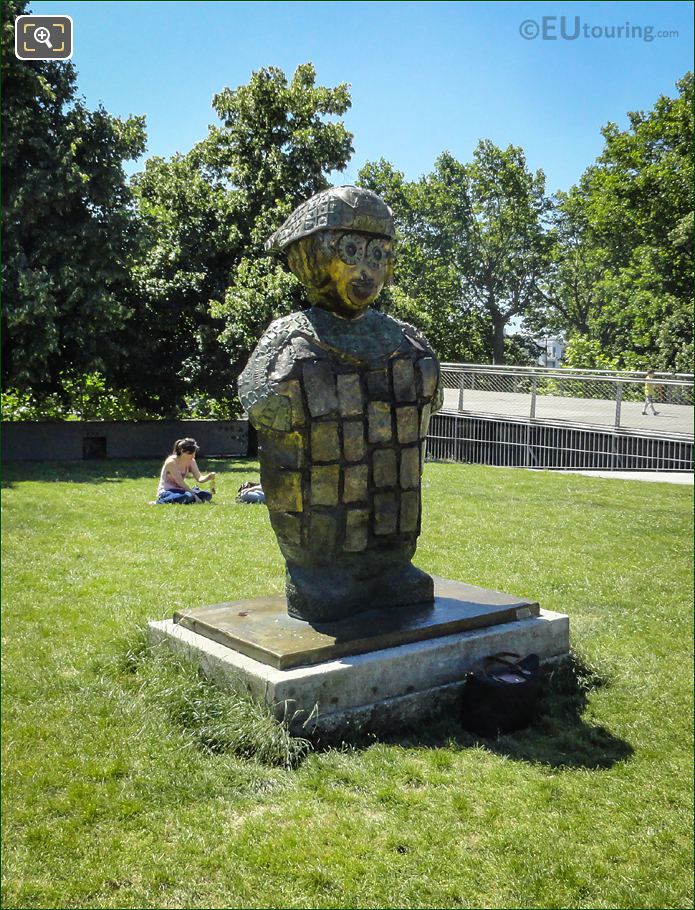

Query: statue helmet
<box><xmin>266</xmin><ymin>185</ymin><xmax>395</xmax><ymax>253</ymax></box>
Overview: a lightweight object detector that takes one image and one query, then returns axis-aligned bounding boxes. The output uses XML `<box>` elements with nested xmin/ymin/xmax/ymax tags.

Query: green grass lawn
<box><xmin>2</xmin><ymin>458</ymin><xmax>693</xmax><ymax>909</ymax></box>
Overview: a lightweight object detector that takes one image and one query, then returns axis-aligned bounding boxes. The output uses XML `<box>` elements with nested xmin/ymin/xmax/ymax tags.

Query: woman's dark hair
<box><xmin>173</xmin><ymin>438</ymin><xmax>199</xmax><ymax>455</ymax></box>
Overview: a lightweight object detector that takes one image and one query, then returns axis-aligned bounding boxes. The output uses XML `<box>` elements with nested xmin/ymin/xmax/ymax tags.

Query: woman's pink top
<box><xmin>157</xmin><ymin>459</ymin><xmax>190</xmax><ymax>496</ymax></box>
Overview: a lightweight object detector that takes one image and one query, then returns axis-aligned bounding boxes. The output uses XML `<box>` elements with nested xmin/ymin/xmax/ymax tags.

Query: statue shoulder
<box><xmin>382</xmin><ymin>313</ymin><xmax>443</xmax><ymax>412</ymax></box>
<box><xmin>258</xmin><ymin>310</ymin><xmax>313</xmax><ymax>349</ymax></box>
<box><xmin>238</xmin><ymin>310</ymin><xmax>314</xmax><ymax>420</ymax></box>
<box><xmin>384</xmin><ymin>313</ymin><xmax>437</xmax><ymax>358</ymax></box>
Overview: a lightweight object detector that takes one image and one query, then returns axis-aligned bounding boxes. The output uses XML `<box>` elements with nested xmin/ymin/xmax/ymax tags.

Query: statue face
<box><xmin>285</xmin><ymin>230</ymin><xmax>394</xmax><ymax>318</ymax></box>
<box><xmin>325</xmin><ymin>232</ymin><xmax>393</xmax><ymax>316</ymax></box>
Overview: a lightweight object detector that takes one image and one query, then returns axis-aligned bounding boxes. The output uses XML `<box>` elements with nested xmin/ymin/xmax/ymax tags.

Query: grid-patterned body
<box><xmin>239</xmin><ymin>309</ymin><xmax>443</xmax><ymax>567</ymax></box>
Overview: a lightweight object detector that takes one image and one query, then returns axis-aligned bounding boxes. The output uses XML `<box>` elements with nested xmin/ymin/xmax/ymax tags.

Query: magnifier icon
<box><xmin>33</xmin><ymin>26</ymin><xmax>53</xmax><ymax>49</ymax></box>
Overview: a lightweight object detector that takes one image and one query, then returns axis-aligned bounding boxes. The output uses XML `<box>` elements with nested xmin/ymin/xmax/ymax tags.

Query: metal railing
<box><xmin>439</xmin><ymin>364</ymin><xmax>694</xmax><ymax>437</ymax></box>
<box><xmin>440</xmin><ymin>363</ymin><xmax>694</xmax><ymax>381</ymax></box>
<box><xmin>426</xmin><ymin>410</ymin><xmax>694</xmax><ymax>471</ymax></box>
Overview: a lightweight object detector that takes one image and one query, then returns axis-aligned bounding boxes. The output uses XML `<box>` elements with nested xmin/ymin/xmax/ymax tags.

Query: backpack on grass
<box><xmin>460</xmin><ymin>651</ymin><xmax>541</xmax><ymax>737</ymax></box>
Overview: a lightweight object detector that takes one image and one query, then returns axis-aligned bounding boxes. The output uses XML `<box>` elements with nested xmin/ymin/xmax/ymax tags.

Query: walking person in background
<box><xmin>642</xmin><ymin>370</ymin><xmax>660</xmax><ymax>416</ymax></box>
<box><xmin>156</xmin><ymin>438</ymin><xmax>216</xmax><ymax>504</ymax></box>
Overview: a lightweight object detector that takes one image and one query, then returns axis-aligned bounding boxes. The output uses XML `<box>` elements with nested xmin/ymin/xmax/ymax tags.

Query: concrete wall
<box><xmin>1</xmin><ymin>419</ymin><xmax>249</xmax><ymax>462</ymax></box>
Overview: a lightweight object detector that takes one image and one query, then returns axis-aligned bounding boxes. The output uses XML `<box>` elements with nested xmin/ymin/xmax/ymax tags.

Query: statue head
<box><xmin>266</xmin><ymin>186</ymin><xmax>395</xmax><ymax>318</ymax></box>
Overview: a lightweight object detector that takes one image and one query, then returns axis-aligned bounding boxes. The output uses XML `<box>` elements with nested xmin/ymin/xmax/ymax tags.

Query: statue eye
<box><xmin>337</xmin><ymin>233</ymin><xmax>365</xmax><ymax>265</ymax></box>
<box><xmin>366</xmin><ymin>239</ymin><xmax>389</xmax><ymax>269</ymax></box>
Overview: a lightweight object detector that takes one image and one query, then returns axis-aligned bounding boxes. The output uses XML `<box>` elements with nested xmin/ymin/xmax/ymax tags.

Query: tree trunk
<box><xmin>492</xmin><ymin>315</ymin><xmax>506</xmax><ymax>364</ymax></box>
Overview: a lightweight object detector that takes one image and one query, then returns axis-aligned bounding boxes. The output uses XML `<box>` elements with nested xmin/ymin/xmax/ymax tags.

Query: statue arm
<box><xmin>238</xmin><ymin>322</ymin><xmax>298</xmax><ymax>432</ymax></box>
<box><xmin>431</xmin><ymin>374</ymin><xmax>444</xmax><ymax>414</ymax></box>
<box><xmin>398</xmin><ymin>321</ymin><xmax>444</xmax><ymax>415</ymax></box>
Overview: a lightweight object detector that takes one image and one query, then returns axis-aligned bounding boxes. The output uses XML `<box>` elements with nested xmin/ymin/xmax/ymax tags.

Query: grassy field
<box><xmin>2</xmin><ymin>458</ymin><xmax>693</xmax><ymax>909</ymax></box>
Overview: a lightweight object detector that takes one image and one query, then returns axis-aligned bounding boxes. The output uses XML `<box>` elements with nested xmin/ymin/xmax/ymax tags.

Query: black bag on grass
<box><xmin>460</xmin><ymin>651</ymin><xmax>541</xmax><ymax>737</ymax></box>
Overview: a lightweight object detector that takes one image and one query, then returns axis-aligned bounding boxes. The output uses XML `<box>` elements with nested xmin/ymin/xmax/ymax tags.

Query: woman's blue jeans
<box><xmin>157</xmin><ymin>487</ymin><xmax>213</xmax><ymax>505</ymax></box>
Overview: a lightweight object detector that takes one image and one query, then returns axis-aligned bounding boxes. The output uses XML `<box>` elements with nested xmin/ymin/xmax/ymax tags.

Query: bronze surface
<box><xmin>173</xmin><ymin>577</ymin><xmax>540</xmax><ymax>671</ymax></box>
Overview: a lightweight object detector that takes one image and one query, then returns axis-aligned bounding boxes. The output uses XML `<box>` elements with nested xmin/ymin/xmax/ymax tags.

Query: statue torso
<box><xmin>238</xmin><ymin>308</ymin><xmax>443</xmax><ymax>566</ymax></box>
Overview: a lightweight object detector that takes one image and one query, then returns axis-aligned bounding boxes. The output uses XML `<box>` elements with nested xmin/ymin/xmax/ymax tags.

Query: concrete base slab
<box><xmin>172</xmin><ymin>576</ymin><xmax>540</xmax><ymax>670</ymax></box>
<box><xmin>148</xmin><ymin>606</ymin><xmax>569</xmax><ymax>737</ymax></box>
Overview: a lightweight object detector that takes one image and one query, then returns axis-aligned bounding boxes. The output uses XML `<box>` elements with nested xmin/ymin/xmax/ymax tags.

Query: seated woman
<box><xmin>156</xmin><ymin>438</ymin><xmax>216</xmax><ymax>504</ymax></box>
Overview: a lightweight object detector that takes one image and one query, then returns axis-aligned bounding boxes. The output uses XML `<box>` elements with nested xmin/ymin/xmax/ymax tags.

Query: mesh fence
<box><xmin>440</xmin><ymin>367</ymin><xmax>694</xmax><ymax>435</ymax></box>
<box><xmin>426</xmin><ymin>411</ymin><xmax>694</xmax><ymax>471</ymax></box>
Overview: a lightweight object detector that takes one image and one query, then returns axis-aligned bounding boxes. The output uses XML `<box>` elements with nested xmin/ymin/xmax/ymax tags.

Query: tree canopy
<box><xmin>127</xmin><ymin>63</ymin><xmax>353</xmax><ymax>412</ymax></box>
<box><xmin>536</xmin><ymin>72</ymin><xmax>693</xmax><ymax>372</ymax></box>
<box><xmin>210</xmin><ymin>64</ymin><xmax>353</xmax><ymax>364</ymax></box>
<box><xmin>359</xmin><ymin>142</ymin><xmax>552</xmax><ymax>364</ymax></box>
<box><xmin>2</xmin><ymin>0</ymin><xmax>146</xmax><ymax>395</ymax></box>
<box><xmin>3</xmin><ymin>12</ymin><xmax>691</xmax><ymax>423</ymax></box>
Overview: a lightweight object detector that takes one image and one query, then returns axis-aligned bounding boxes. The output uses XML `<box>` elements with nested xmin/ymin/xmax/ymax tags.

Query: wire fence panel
<box><xmin>439</xmin><ymin>365</ymin><xmax>694</xmax><ymax>438</ymax></box>
<box><xmin>426</xmin><ymin>412</ymin><xmax>694</xmax><ymax>472</ymax></box>
<box><xmin>533</xmin><ymin>377</ymin><xmax>617</xmax><ymax>427</ymax></box>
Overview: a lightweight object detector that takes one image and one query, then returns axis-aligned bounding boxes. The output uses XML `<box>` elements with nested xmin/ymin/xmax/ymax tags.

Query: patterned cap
<box><xmin>266</xmin><ymin>185</ymin><xmax>395</xmax><ymax>252</ymax></box>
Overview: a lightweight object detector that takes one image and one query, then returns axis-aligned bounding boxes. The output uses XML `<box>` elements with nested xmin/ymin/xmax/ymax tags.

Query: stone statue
<box><xmin>238</xmin><ymin>186</ymin><xmax>443</xmax><ymax>623</ymax></box>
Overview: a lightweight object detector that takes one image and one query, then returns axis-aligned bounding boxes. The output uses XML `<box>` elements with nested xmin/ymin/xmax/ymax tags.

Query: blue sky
<box><xmin>30</xmin><ymin>0</ymin><xmax>694</xmax><ymax>195</ymax></box>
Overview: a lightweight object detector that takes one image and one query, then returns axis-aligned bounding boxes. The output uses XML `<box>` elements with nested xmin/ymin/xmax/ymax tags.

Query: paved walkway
<box><xmin>534</xmin><ymin>470</ymin><xmax>693</xmax><ymax>485</ymax></box>
<box><xmin>442</xmin><ymin>388</ymin><xmax>693</xmax><ymax>437</ymax></box>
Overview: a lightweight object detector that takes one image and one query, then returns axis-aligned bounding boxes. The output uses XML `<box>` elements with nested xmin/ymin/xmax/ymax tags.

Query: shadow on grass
<box><xmin>1</xmin><ymin>457</ymin><xmax>259</xmax><ymax>488</ymax></box>
<box><xmin>104</xmin><ymin>631</ymin><xmax>631</xmax><ymax>774</ymax></box>
<box><xmin>325</xmin><ymin>654</ymin><xmax>634</xmax><ymax>771</ymax></box>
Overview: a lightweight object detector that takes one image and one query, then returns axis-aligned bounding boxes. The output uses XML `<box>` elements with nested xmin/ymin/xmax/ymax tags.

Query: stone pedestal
<box><xmin>147</xmin><ymin>577</ymin><xmax>569</xmax><ymax>738</ymax></box>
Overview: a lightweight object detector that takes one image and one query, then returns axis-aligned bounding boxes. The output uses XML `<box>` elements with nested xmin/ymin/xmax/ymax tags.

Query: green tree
<box><xmin>539</xmin><ymin>73</ymin><xmax>693</xmax><ymax>372</ymax></box>
<box><xmin>446</xmin><ymin>142</ymin><xmax>552</xmax><ymax>364</ymax></box>
<box><xmin>358</xmin><ymin>157</ymin><xmax>491</xmax><ymax>362</ymax></box>
<box><xmin>1</xmin><ymin>0</ymin><xmax>146</xmax><ymax>395</ymax></box>
<box><xmin>212</xmin><ymin>64</ymin><xmax>353</xmax><ymax>364</ymax></box>
<box><xmin>126</xmin><ymin>153</ymin><xmax>240</xmax><ymax>411</ymax></box>
<box><xmin>360</xmin><ymin>142</ymin><xmax>552</xmax><ymax>364</ymax></box>
<box><xmin>130</xmin><ymin>63</ymin><xmax>353</xmax><ymax>409</ymax></box>
<box><xmin>525</xmin><ymin>186</ymin><xmax>609</xmax><ymax>340</ymax></box>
